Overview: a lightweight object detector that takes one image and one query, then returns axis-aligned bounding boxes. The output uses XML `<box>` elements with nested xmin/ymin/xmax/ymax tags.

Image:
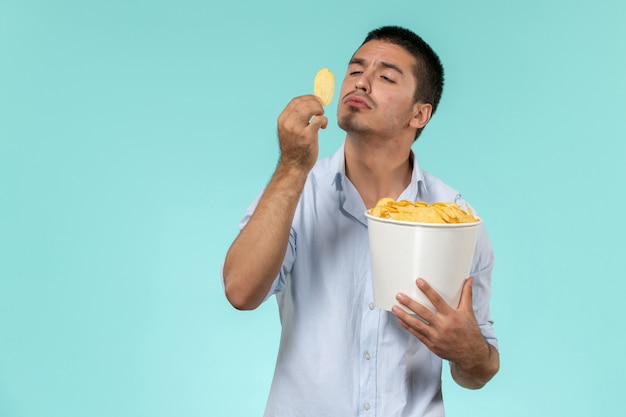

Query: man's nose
<box><xmin>355</xmin><ymin>73</ymin><xmax>371</xmax><ymax>93</ymax></box>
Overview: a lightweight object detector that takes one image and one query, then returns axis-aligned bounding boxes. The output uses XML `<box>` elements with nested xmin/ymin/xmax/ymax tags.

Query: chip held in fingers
<box><xmin>313</xmin><ymin>68</ymin><xmax>335</xmax><ymax>106</ymax></box>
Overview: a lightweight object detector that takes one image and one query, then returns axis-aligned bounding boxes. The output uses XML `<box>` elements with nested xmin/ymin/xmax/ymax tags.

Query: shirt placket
<box><xmin>358</xmin><ymin>266</ymin><xmax>379</xmax><ymax>416</ymax></box>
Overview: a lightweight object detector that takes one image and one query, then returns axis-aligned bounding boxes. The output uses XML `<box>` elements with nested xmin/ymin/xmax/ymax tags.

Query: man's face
<box><xmin>337</xmin><ymin>40</ymin><xmax>423</xmax><ymax>140</ymax></box>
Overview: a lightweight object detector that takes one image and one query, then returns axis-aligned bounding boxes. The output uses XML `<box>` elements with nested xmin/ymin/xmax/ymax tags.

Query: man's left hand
<box><xmin>391</xmin><ymin>277</ymin><xmax>499</xmax><ymax>388</ymax></box>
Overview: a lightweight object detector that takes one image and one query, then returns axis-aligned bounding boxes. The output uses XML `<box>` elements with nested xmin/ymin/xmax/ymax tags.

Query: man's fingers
<box><xmin>396</xmin><ymin>315</ymin><xmax>431</xmax><ymax>344</ymax></box>
<box><xmin>279</xmin><ymin>95</ymin><xmax>325</xmax><ymax>126</ymax></box>
<box><xmin>458</xmin><ymin>277</ymin><xmax>475</xmax><ymax>311</ymax></box>
<box><xmin>416</xmin><ymin>278</ymin><xmax>451</xmax><ymax>313</ymax></box>
<box><xmin>309</xmin><ymin>115</ymin><xmax>328</xmax><ymax>130</ymax></box>
<box><xmin>394</xmin><ymin>293</ymin><xmax>434</xmax><ymax>324</ymax></box>
<box><xmin>392</xmin><ymin>305</ymin><xmax>431</xmax><ymax>338</ymax></box>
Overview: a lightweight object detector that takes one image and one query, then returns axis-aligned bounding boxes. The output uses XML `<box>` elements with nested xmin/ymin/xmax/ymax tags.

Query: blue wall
<box><xmin>1</xmin><ymin>0</ymin><xmax>625</xmax><ymax>415</ymax></box>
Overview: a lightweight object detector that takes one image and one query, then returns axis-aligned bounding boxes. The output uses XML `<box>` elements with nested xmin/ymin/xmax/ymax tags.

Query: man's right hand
<box><xmin>277</xmin><ymin>95</ymin><xmax>328</xmax><ymax>172</ymax></box>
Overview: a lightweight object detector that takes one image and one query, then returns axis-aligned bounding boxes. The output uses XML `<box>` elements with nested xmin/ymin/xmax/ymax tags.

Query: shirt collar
<box><xmin>402</xmin><ymin>150</ymin><xmax>428</xmax><ymax>201</ymax></box>
<box><xmin>330</xmin><ymin>143</ymin><xmax>428</xmax><ymax>225</ymax></box>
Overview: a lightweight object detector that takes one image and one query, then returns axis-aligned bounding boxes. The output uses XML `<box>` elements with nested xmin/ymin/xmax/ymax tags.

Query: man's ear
<box><xmin>409</xmin><ymin>102</ymin><xmax>433</xmax><ymax>129</ymax></box>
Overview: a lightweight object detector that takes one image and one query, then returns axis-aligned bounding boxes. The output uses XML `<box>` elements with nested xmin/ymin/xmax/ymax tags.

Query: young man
<box><xmin>222</xmin><ymin>26</ymin><xmax>499</xmax><ymax>416</ymax></box>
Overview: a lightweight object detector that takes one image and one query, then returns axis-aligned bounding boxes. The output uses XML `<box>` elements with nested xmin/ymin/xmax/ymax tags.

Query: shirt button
<box><xmin>368</xmin><ymin>303</ymin><xmax>375</xmax><ymax>310</ymax></box>
<box><xmin>364</xmin><ymin>402</ymin><xmax>371</xmax><ymax>411</ymax></box>
<box><xmin>364</xmin><ymin>352</ymin><xmax>371</xmax><ymax>360</ymax></box>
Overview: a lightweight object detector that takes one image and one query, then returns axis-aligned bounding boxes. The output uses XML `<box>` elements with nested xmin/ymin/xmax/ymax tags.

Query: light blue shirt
<box><xmin>233</xmin><ymin>144</ymin><xmax>497</xmax><ymax>417</ymax></box>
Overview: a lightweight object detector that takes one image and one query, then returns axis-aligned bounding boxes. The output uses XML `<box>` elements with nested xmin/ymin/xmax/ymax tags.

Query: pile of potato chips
<box><xmin>368</xmin><ymin>198</ymin><xmax>479</xmax><ymax>224</ymax></box>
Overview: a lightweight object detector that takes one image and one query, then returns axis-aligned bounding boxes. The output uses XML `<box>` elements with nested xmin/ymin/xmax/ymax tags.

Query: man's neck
<box><xmin>344</xmin><ymin>135</ymin><xmax>413</xmax><ymax>209</ymax></box>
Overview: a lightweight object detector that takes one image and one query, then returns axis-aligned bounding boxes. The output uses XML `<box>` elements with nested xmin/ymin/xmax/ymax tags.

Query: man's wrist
<box><xmin>458</xmin><ymin>339</ymin><xmax>490</xmax><ymax>371</ymax></box>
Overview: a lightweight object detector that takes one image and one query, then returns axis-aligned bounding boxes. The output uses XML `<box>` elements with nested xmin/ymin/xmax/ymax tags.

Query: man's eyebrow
<box><xmin>348</xmin><ymin>57</ymin><xmax>404</xmax><ymax>75</ymax></box>
<box><xmin>349</xmin><ymin>57</ymin><xmax>366</xmax><ymax>66</ymax></box>
<box><xmin>380</xmin><ymin>61</ymin><xmax>404</xmax><ymax>75</ymax></box>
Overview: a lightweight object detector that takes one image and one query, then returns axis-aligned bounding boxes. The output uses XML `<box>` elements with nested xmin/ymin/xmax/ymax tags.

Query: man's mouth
<box><xmin>343</xmin><ymin>93</ymin><xmax>373</xmax><ymax>109</ymax></box>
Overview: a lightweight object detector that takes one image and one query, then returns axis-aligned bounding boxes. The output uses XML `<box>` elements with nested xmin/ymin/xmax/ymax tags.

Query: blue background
<box><xmin>1</xmin><ymin>0</ymin><xmax>625</xmax><ymax>416</ymax></box>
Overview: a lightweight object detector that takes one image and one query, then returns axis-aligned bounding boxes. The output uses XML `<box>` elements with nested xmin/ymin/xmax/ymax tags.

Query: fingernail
<box><xmin>416</xmin><ymin>278</ymin><xmax>425</xmax><ymax>287</ymax></box>
<box><xmin>396</xmin><ymin>293</ymin><xmax>406</xmax><ymax>302</ymax></box>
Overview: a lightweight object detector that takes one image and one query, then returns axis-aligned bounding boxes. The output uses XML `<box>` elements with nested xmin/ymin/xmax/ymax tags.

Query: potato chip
<box><xmin>313</xmin><ymin>68</ymin><xmax>335</xmax><ymax>106</ymax></box>
<box><xmin>368</xmin><ymin>198</ymin><xmax>479</xmax><ymax>224</ymax></box>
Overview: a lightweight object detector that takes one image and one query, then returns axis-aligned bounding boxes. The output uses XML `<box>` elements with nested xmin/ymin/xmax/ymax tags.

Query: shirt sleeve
<box><xmin>470</xmin><ymin>223</ymin><xmax>498</xmax><ymax>349</ymax></box>
<box><xmin>456</xmin><ymin>196</ymin><xmax>498</xmax><ymax>350</ymax></box>
<box><xmin>229</xmin><ymin>191</ymin><xmax>297</xmax><ymax>303</ymax></box>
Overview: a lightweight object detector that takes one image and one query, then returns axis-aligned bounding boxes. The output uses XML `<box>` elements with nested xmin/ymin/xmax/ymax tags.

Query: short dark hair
<box><xmin>362</xmin><ymin>26</ymin><xmax>445</xmax><ymax>116</ymax></box>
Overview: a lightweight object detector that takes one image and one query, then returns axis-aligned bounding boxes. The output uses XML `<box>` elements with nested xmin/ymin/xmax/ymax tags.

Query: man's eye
<box><xmin>350</xmin><ymin>71</ymin><xmax>362</xmax><ymax>76</ymax></box>
<box><xmin>381</xmin><ymin>75</ymin><xmax>395</xmax><ymax>83</ymax></box>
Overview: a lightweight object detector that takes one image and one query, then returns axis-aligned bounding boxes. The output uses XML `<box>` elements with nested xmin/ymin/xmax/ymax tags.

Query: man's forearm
<box><xmin>223</xmin><ymin>163</ymin><xmax>308</xmax><ymax>310</ymax></box>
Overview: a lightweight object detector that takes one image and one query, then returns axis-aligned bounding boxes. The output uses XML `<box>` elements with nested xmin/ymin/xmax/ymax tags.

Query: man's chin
<box><xmin>338</xmin><ymin>115</ymin><xmax>369</xmax><ymax>135</ymax></box>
